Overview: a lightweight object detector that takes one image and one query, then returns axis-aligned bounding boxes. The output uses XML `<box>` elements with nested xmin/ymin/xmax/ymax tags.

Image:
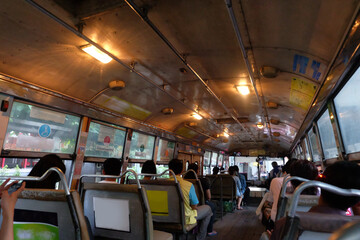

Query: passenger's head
<box><xmin>184</xmin><ymin>163</ymin><xmax>199</xmax><ymax>179</ymax></box>
<box><xmin>103</xmin><ymin>158</ymin><xmax>122</xmax><ymax>175</ymax></box>
<box><xmin>272</xmin><ymin>161</ymin><xmax>279</xmax><ymax>168</ymax></box>
<box><xmin>26</xmin><ymin>154</ymin><xmax>66</xmax><ymax>189</ymax></box>
<box><xmin>320</xmin><ymin>161</ymin><xmax>360</xmax><ymax>211</ymax></box>
<box><xmin>141</xmin><ymin>160</ymin><xmax>156</xmax><ymax>174</ymax></box>
<box><xmin>212</xmin><ymin>166</ymin><xmax>219</xmax><ymax>175</ymax></box>
<box><xmin>233</xmin><ymin>165</ymin><xmax>239</xmax><ymax>173</ymax></box>
<box><xmin>228</xmin><ymin>166</ymin><xmax>236</xmax><ymax>176</ymax></box>
<box><xmin>290</xmin><ymin>159</ymin><xmax>318</xmax><ymax>192</ymax></box>
<box><xmin>169</xmin><ymin>159</ymin><xmax>183</xmax><ymax>175</ymax></box>
<box><xmin>282</xmin><ymin>158</ymin><xmax>297</xmax><ymax>173</ymax></box>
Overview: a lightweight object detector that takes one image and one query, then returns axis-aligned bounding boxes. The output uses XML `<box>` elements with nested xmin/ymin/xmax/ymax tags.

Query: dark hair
<box><xmin>141</xmin><ymin>160</ymin><xmax>156</xmax><ymax>174</ymax></box>
<box><xmin>103</xmin><ymin>158</ymin><xmax>122</xmax><ymax>175</ymax></box>
<box><xmin>282</xmin><ymin>158</ymin><xmax>297</xmax><ymax>173</ymax></box>
<box><xmin>228</xmin><ymin>166</ymin><xmax>235</xmax><ymax>176</ymax></box>
<box><xmin>169</xmin><ymin>159</ymin><xmax>183</xmax><ymax>175</ymax></box>
<box><xmin>290</xmin><ymin>159</ymin><xmax>318</xmax><ymax>194</ymax></box>
<box><xmin>212</xmin><ymin>166</ymin><xmax>219</xmax><ymax>175</ymax></box>
<box><xmin>272</xmin><ymin>161</ymin><xmax>278</xmax><ymax>168</ymax></box>
<box><xmin>184</xmin><ymin>163</ymin><xmax>198</xmax><ymax>179</ymax></box>
<box><xmin>26</xmin><ymin>154</ymin><xmax>66</xmax><ymax>189</ymax></box>
<box><xmin>320</xmin><ymin>161</ymin><xmax>360</xmax><ymax>211</ymax></box>
<box><xmin>233</xmin><ymin>165</ymin><xmax>239</xmax><ymax>173</ymax></box>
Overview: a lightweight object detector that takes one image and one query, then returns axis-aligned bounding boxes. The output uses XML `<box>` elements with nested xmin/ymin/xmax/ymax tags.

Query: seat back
<box><xmin>276</xmin><ymin>194</ymin><xmax>319</xmax><ymax>220</ymax></box>
<box><xmin>185</xmin><ymin>179</ymin><xmax>205</xmax><ymax>205</ymax></box>
<box><xmin>0</xmin><ymin>189</ymin><xmax>89</xmax><ymax>240</ymax></box>
<box><xmin>329</xmin><ymin>220</ymin><xmax>360</xmax><ymax>240</ymax></box>
<box><xmin>82</xmin><ymin>182</ymin><xmax>153</xmax><ymax>240</ymax></box>
<box><xmin>211</xmin><ymin>174</ymin><xmax>236</xmax><ymax>201</ymax></box>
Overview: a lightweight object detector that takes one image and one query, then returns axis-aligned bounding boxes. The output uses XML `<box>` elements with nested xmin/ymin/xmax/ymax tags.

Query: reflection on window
<box><xmin>334</xmin><ymin>67</ymin><xmax>360</xmax><ymax>154</ymax></box>
<box><xmin>129</xmin><ymin>132</ymin><xmax>155</xmax><ymax>160</ymax></box>
<box><xmin>211</xmin><ymin>152</ymin><xmax>218</xmax><ymax>167</ymax></box>
<box><xmin>218</xmin><ymin>154</ymin><xmax>223</xmax><ymax>167</ymax></box>
<box><xmin>85</xmin><ymin>122</ymin><xmax>125</xmax><ymax>158</ymax></box>
<box><xmin>4</xmin><ymin>102</ymin><xmax>80</xmax><ymax>154</ymax></box>
<box><xmin>303</xmin><ymin>137</ymin><xmax>311</xmax><ymax>161</ymax></box>
<box><xmin>308</xmin><ymin>129</ymin><xmax>322</xmax><ymax>162</ymax></box>
<box><xmin>204</xmin><ymin>151</ymin><xmax>211</xmax><ymax>166</ymax></box>
<box><xmin>156</xmin><ymin>139</ymin><xmax>175</xmax><ymax>161</ymax></box>
<box><xmin>317</xmin><ymin>109</ymin><xmax>338</xmax><ymax>159</ymax></box>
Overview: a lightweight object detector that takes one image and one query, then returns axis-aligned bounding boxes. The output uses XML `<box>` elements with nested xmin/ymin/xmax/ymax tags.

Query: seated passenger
<box><xmin>169</xmin><ymin>159</ymin><xmax>212</xmax><ymax>240</ymax></box>
<box><xmin>229</xmin><ymin>166</ymin><xmax>243</xmax><ymax>210</ymax></box>
<box><xmin>184</xmin><ymin>163</ymin><xmax>217</xmax><ymax>237</ymax></box>
<box><xmin>141</xmin><ymin>160</ymin><xmax>156</xmax><ymax>180</ymax></box>
<box><xmin>100</xmin><ymin>158</ymin><xmax>122</xmax><ymax>183</ymax></box>
<box><xmin>0</xmin><ymin>178</ymin><xmax>26</xmax><ymax>240</ymax></box>
<box><xmin>25</xmin><ymin>154</ymin><xmax>66</xmax><ymax>189</ymax></box>
<box><xmin>212</xmin><ymin>167</ymin><xmax>219</xmax><ymax>175</ymax></box>
<box><xmin>270</xmin><ymin>161</ymin><xmax>360</xmax><ymax>240</ymax></box>
<box><xmin>269</xmin><ymin>161</ymin><xmax>280</xmax><ymax>179</ymax></box>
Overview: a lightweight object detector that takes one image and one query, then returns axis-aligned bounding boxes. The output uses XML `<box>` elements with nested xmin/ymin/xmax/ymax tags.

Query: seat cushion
<box><xmin>154</xmin><ymin>230</ymin><xmax>173</xmax><ymax>240</ymax></box>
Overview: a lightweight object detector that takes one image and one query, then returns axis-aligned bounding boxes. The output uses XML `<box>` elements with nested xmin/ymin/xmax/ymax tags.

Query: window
<box><xmin>156</xmin><ymin>164</ymin><xmax>169</xmax><ymax>179</ymax></box>
<box><xmin>85</xmin><ymin>122</ymin><xmax>126</xmax><ymax>158</ymax></box>
<box><xmin>129</xmin><ymin>132</ymin><xmax>155</xmax><ymax>160</ymax></box>
<box><xmin>308</xmin><ymin>129</ymin><xmax>322</xmax><ymax>162</ymax></box>
<box><xmin>4</xmin><ymin>102</ymin><xmax>80</xmax><ymax>154</ymax></box>
<box><xmin>334</xmin><ymin>67</ymin><xmax>360</xmax><ymax>153</ymax></box>
<box><xmin>211</xmin><ymin>152</ymin><xmax>218</xmax><ymax>167</ymax></box>
<box><xmin>229</xmin><ymin>156</ymin><xmax>235</xmax><ymax>166</ymax></box>
<box><xmin>203</xmin><ymin>151</ymin><xmax>211</xmax><ymax>175</ymax></box>
<box><xmin>317</xmin><ymin>109</ymin><xmax>338</xmax><ymax>159</ymax></box>
<box><xmin>156</xmin><ymin>139</ymin><xmax>175</xmax><ymax>161</ymax></box>
<box><xmin>303</xmin><ymin>137</ymin><xmax>311</xmax><ymax>161</ymax></box>
<box><xmin>218</xmin><ymin>154</ymin><xmax>224</xmax><ymax>167</ymax></box>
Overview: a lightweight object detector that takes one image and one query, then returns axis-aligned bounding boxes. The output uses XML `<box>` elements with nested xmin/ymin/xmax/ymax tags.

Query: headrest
<box><xmin>83</xmin><ymin>182</ymin><xmax>139</xmax><ymax>193</ymax></box>
<box><xmin>18</xmin><ymin>189</ymin><xmax>67</xmax><ymax>201</ymax></box>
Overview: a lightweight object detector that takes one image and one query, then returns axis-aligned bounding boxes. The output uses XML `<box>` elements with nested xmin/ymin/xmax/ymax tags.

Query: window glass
<box><xmin>156</xmin><ymin>139</ymin><xmax>175</xmax><ymax>161</ymax></box>
<box><xmin>218</xmin><ymin>154</ymin><xmax>223</xmax><ymax>167</ymax></box>
<box><xmin>211</xmin><ymin>152</ymin><xmax>218</xmax><ymax>167</ymax></box>
<box><xmin>317</xmin><ymin>109</ymin><xmax>338</xmax><ymax>159</ymax></box>
<box><xmin>156</xmin><ymin>164</ymin><xmax>169</xmax><ymax>179</ymax></box>
<box><xmin>308</xmin><ymin>129</ymin><xmax>322</xmax><ymax>162</ymax></box>
<box><xmin>303</xmin><ymin>137</ymin><xmax>311</xmax><ymax>161</ymax></box>
<box><xmin>4</xmin><ymin>102</ymin><xmax>80</xmax><ymax>154</ymax></box>
<box><xmin>204</xmin><ymin>151</ymin><xmax>211</xmax><ymax>166</ymax></box>
<box><xmin>85</xmin><ymin>122</ymin><xmax>125</xmax><ymax>158</ymax></box>
<box><xmin>229</xmin><ymin>156</ymin><xmax>235</xmax><ymax>166</ymax></box>
<box><xmin>334</xmin><ymin>67</ymin><xmax>360</xmax><ymax>153</ymax></box>
<box><xmin>129</xmin><ymin>132</ymin><xmax>155</xmax><ymax>160</ymax></box>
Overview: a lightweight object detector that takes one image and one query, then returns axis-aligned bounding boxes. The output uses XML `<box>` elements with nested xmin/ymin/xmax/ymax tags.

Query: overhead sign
<box><xmin>38</xmin><ymin>124</ymin><xmax>51</xmax><ymax>138</ymax></box>
<box><xmin>289</xmin><ymin>77</ymin><xmax>317</xmax><ymax>110</ymax></box>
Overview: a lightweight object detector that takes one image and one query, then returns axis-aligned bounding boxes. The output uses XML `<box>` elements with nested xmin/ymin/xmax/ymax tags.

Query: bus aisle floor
<box><xmin>206</xmin><ymin>206</ymin><xmax>263</xmax><ymax>240</ymax></box>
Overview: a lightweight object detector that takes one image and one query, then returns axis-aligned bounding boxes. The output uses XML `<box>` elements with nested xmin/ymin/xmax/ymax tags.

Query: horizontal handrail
<box><xmin>288</xmin><ymin>180</ymin><xmax>360</xmax><ymax>217</ymax></box>
<box><xmin>181</xmin><ymin>169</ymin><xmax>198</xmax><ymax>180</ymax></box>
<box><xmin>280</xmin><ymin>176</ymin><xmax>310</xmax><ymax>197</ymax></box>
<box><xmin>138</xmin><ymin>169</ymin><xmax>178</xmax><ymax>183</ymax></box>
<box><xmin>80</xmin><ymin>169</ymin><xmax>141</xmax><ymax>189</ymax></box>
<box><xmin>0</xmin><ymin>167</ymin><xmax>69</xmax><ymax>195</ymax></box>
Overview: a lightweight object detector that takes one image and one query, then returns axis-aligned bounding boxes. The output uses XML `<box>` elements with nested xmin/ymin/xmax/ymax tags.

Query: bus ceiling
<box><xmin>0</xmin><ymin>0</ymin><xmax>359</xmax><ymax>156</ymax></box>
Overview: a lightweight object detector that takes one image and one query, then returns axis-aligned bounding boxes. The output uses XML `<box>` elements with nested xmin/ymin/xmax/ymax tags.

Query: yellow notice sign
<box><xmin>289</xmin><ymin>77</ymin><xmax>317</xmax><ymax>110</ymax></box>
<box><xmin>146</xmin><ymin>190</ymin><xmax>169</xmax><ymax>216</ymax></box>
<box><xmin>175</xmin><ymin>127</ymin><xmax>198</xmax><ymax>139</ymax></box>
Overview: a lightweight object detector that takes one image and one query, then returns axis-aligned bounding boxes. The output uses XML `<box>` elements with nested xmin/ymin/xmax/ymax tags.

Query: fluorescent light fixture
<box><xmin>257</xmin><ymin>122</ymin><xmax>264</xmax><ymax>129</ymax></box>
<box><xmin>81</xmin><ymin>45</ymin><xmax>112</xmax><ymax>64</ymax></box>
<box><xmin>192</xmin><ymin>113</ymin><xmax>202</xmax><ymax>120</ymax></box>
<box><xmin>223</xmin><ymin>132</ymin><xmax>229</xmax><ymax>138</ymax></box>
<box><xmin>236</xmin><ymin>85</ymin><xmax>250</xmax><ymax>95</ymax></box>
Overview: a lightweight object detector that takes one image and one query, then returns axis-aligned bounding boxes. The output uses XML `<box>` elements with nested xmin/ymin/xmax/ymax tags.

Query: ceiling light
<box><xmin>236</xmin><ymin>85</ymin><xmax>250</xmax><ymax>95</ymax></box>
<box><xmin>257</xmin><ymin>122</ymin><xmax>264</xmax><ymax>129</ymax></box>
<box><xmin>192</xmin><ymin>113</ymin><xmax>202</xmax><ymax>120</ymax></box>
<box><xmin>223</xmin><ymin>132</ymin><xmax>229</xmax><ymax>138</ymax></box>
<box><xmin>81</xmin><ymin>45</ymin><xmax>112</xmax><ymax>64</ymax></box>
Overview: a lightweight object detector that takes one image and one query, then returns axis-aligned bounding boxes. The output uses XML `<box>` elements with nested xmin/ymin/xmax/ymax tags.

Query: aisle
<box><xmin>206</xmin><ymin>206</ymin><xmax>264</xmax><ymax>240</ymax></box>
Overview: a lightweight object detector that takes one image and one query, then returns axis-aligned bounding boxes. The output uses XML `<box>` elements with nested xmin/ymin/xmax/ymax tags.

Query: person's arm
<box><xmin>189</xmin><ymin>184</ymin><xmax>199</xmax><ymax>210</ymax></box>
<box><xmin>0</xmin><ymin>182</ymin><xmax>26</xmax><ymax>240</ymax></box>
<box><xmin>205</xmin><ymin>189</ymin><xmax>211</xmax><ymax>201</ymax></box>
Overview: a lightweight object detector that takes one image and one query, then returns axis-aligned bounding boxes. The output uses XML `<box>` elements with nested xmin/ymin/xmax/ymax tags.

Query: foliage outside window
<box><xmin>85</xmin><ymin>122</ymin><xmax>125</xmax><ymax>158</ymax></box>
<box><xmin>4</xmin><ymin>102</ymin><xmax>80</xmax><ymax>154</ymax></box>
<box><xmin>156</xmin><ymin>139</ymin><xmax>175</xmax><ymax>161</ymax></box>
<box><xmin>129</xmin><ymin>132</ymin><xmax>155</xmax><ymax>160</ymax></box>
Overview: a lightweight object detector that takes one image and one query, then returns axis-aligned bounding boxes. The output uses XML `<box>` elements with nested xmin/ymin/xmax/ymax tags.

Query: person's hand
<box><xmin>1</xmin><ymin>182</ymin><xmax>25</xmax><ymax>218</ymax></box>
<box><xmin>0</xmin><ymin>179</ymin><xmax>19</xmax><ymax>198</ymax></box>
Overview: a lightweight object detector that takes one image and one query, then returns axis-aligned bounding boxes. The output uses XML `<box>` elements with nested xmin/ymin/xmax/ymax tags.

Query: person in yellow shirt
<box><xmin>169</xmin><ymin>159</ymin><xmax>213</xmax><ymax>240</ymax></box>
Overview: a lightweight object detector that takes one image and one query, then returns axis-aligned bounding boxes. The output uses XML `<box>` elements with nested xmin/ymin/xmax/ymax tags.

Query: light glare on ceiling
<box><xmin>81</xmin><ymin>45</ymin><xmax>112</xmax><ymax>64</ymax></box>
<box><xmin>192</xmin><ymin>113</ymin><xmax>202</xmax><ymax>120</ymax></box>
<box><xmin>257</xmin><ymin>122</ymin><xmax>264</xmax><ymax>129</ymax></box>
<box><xmin>236</xmin><ymin>85</ymin><xmax>250</xmax><ymax>95</ymax></box>
<box><xmin>223</xmin><ymin>132</ymin><xmax>229</xmax><ymax>138</ymax></box>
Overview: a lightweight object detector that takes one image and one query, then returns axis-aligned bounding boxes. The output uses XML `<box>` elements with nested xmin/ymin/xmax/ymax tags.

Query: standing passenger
<box><xmin>229</xmin><ymin>166</ymin><xmax>243</xmax><ymax>210</ymax></box>
<box><xmin>141</xmin><ymin>160</ymin><xmax>156</xmax><ymax>180</ymax></box>
<box><xmin>99</xmin><ymin>158</ymin><xmax>122</xmax><ymax>184</ymax></box>
<box><xmin>169</xmin><ymin>159</ymin><xmax>212</xmax><ymax>240</ymax></box>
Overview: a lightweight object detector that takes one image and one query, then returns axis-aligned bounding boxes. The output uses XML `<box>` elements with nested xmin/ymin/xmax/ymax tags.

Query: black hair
<box><xmin>233</xmin><ymin>165</ymin><xmax>239</xmax><ymax>173</ymax></box>
<box><xmin>228</xmin><ymin>166</ymin><xmax>235</xmax><ymax>176</ymax></box>
<box><xmin>103</xmin><ymin>158</ymin><xmax>122</xmax><ymax>175</ymax></box>
<box><xmin>212</xmin><ymin>166</ymin><xmax>219</xmax><ymax>175</ymax></box>
<box><xmin>169</xmin><ymin>159</ymin><xmax>183</xmax><ymax>175</ymax></box>
<box><xmin>290</xmin><ymin>160</ymin><xmax>318</xmax><ymax>192</ymax></box>
<box><xmin>141</xmin><ymin>160</ymin><xmax>156</xmax><ymax>174</ymax></box>
<box><xmin>272</xmin><ymin>161</ymin><xmax>278</xmax><ymax>167</ymax></box>
<box><xmin>282</xmin><ymin>158</ymin><xmax>297</xmax><ymax>173</ymax></box>
<box><xmin>26</xmin><ymin>154</ymin><xmax>66</xmax><ymax>189</ymax></box>
<box><xmin>183</xmin><ymin>163</ymin><xmax>198</xmax><ymax>179</ymax></box>
<box><xmin>320</xmin><ymin>161</ymin><xmax>360</xmax><ymax>211</ymax></box>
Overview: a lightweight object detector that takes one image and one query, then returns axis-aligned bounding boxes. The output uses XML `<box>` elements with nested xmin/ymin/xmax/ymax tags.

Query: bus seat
<box><xmin>185</xmin><ymin>178</ymin><xmax>205</xmax><ymax>205</ymax></box>
<box><xmin>81</xmin><ymin>182</ymin><xmax>172</xmax><ymax>240</ymax></box>
<box><xmin>128</xmin><ymin>179</ymin><xmax>197</xmax><ymax>235</ymax></box>
<box><xmin>211</xmin><ymin>174</ymin><xmax>236</xmax><ymax>201</ymax></box>
<box><xmin>276</xmin><ymin>194</ymin><xmax>319</xmax><ymax>220</ymax></box>
<box><xmin>329</xmin><ymin>220</ymin><xmax>360</xmax><ymax>240</ymax></box>
<box><xmin>0</xmin><ymin>189</ymin><xmax>89</xmax><ymax>240</ymax></box>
